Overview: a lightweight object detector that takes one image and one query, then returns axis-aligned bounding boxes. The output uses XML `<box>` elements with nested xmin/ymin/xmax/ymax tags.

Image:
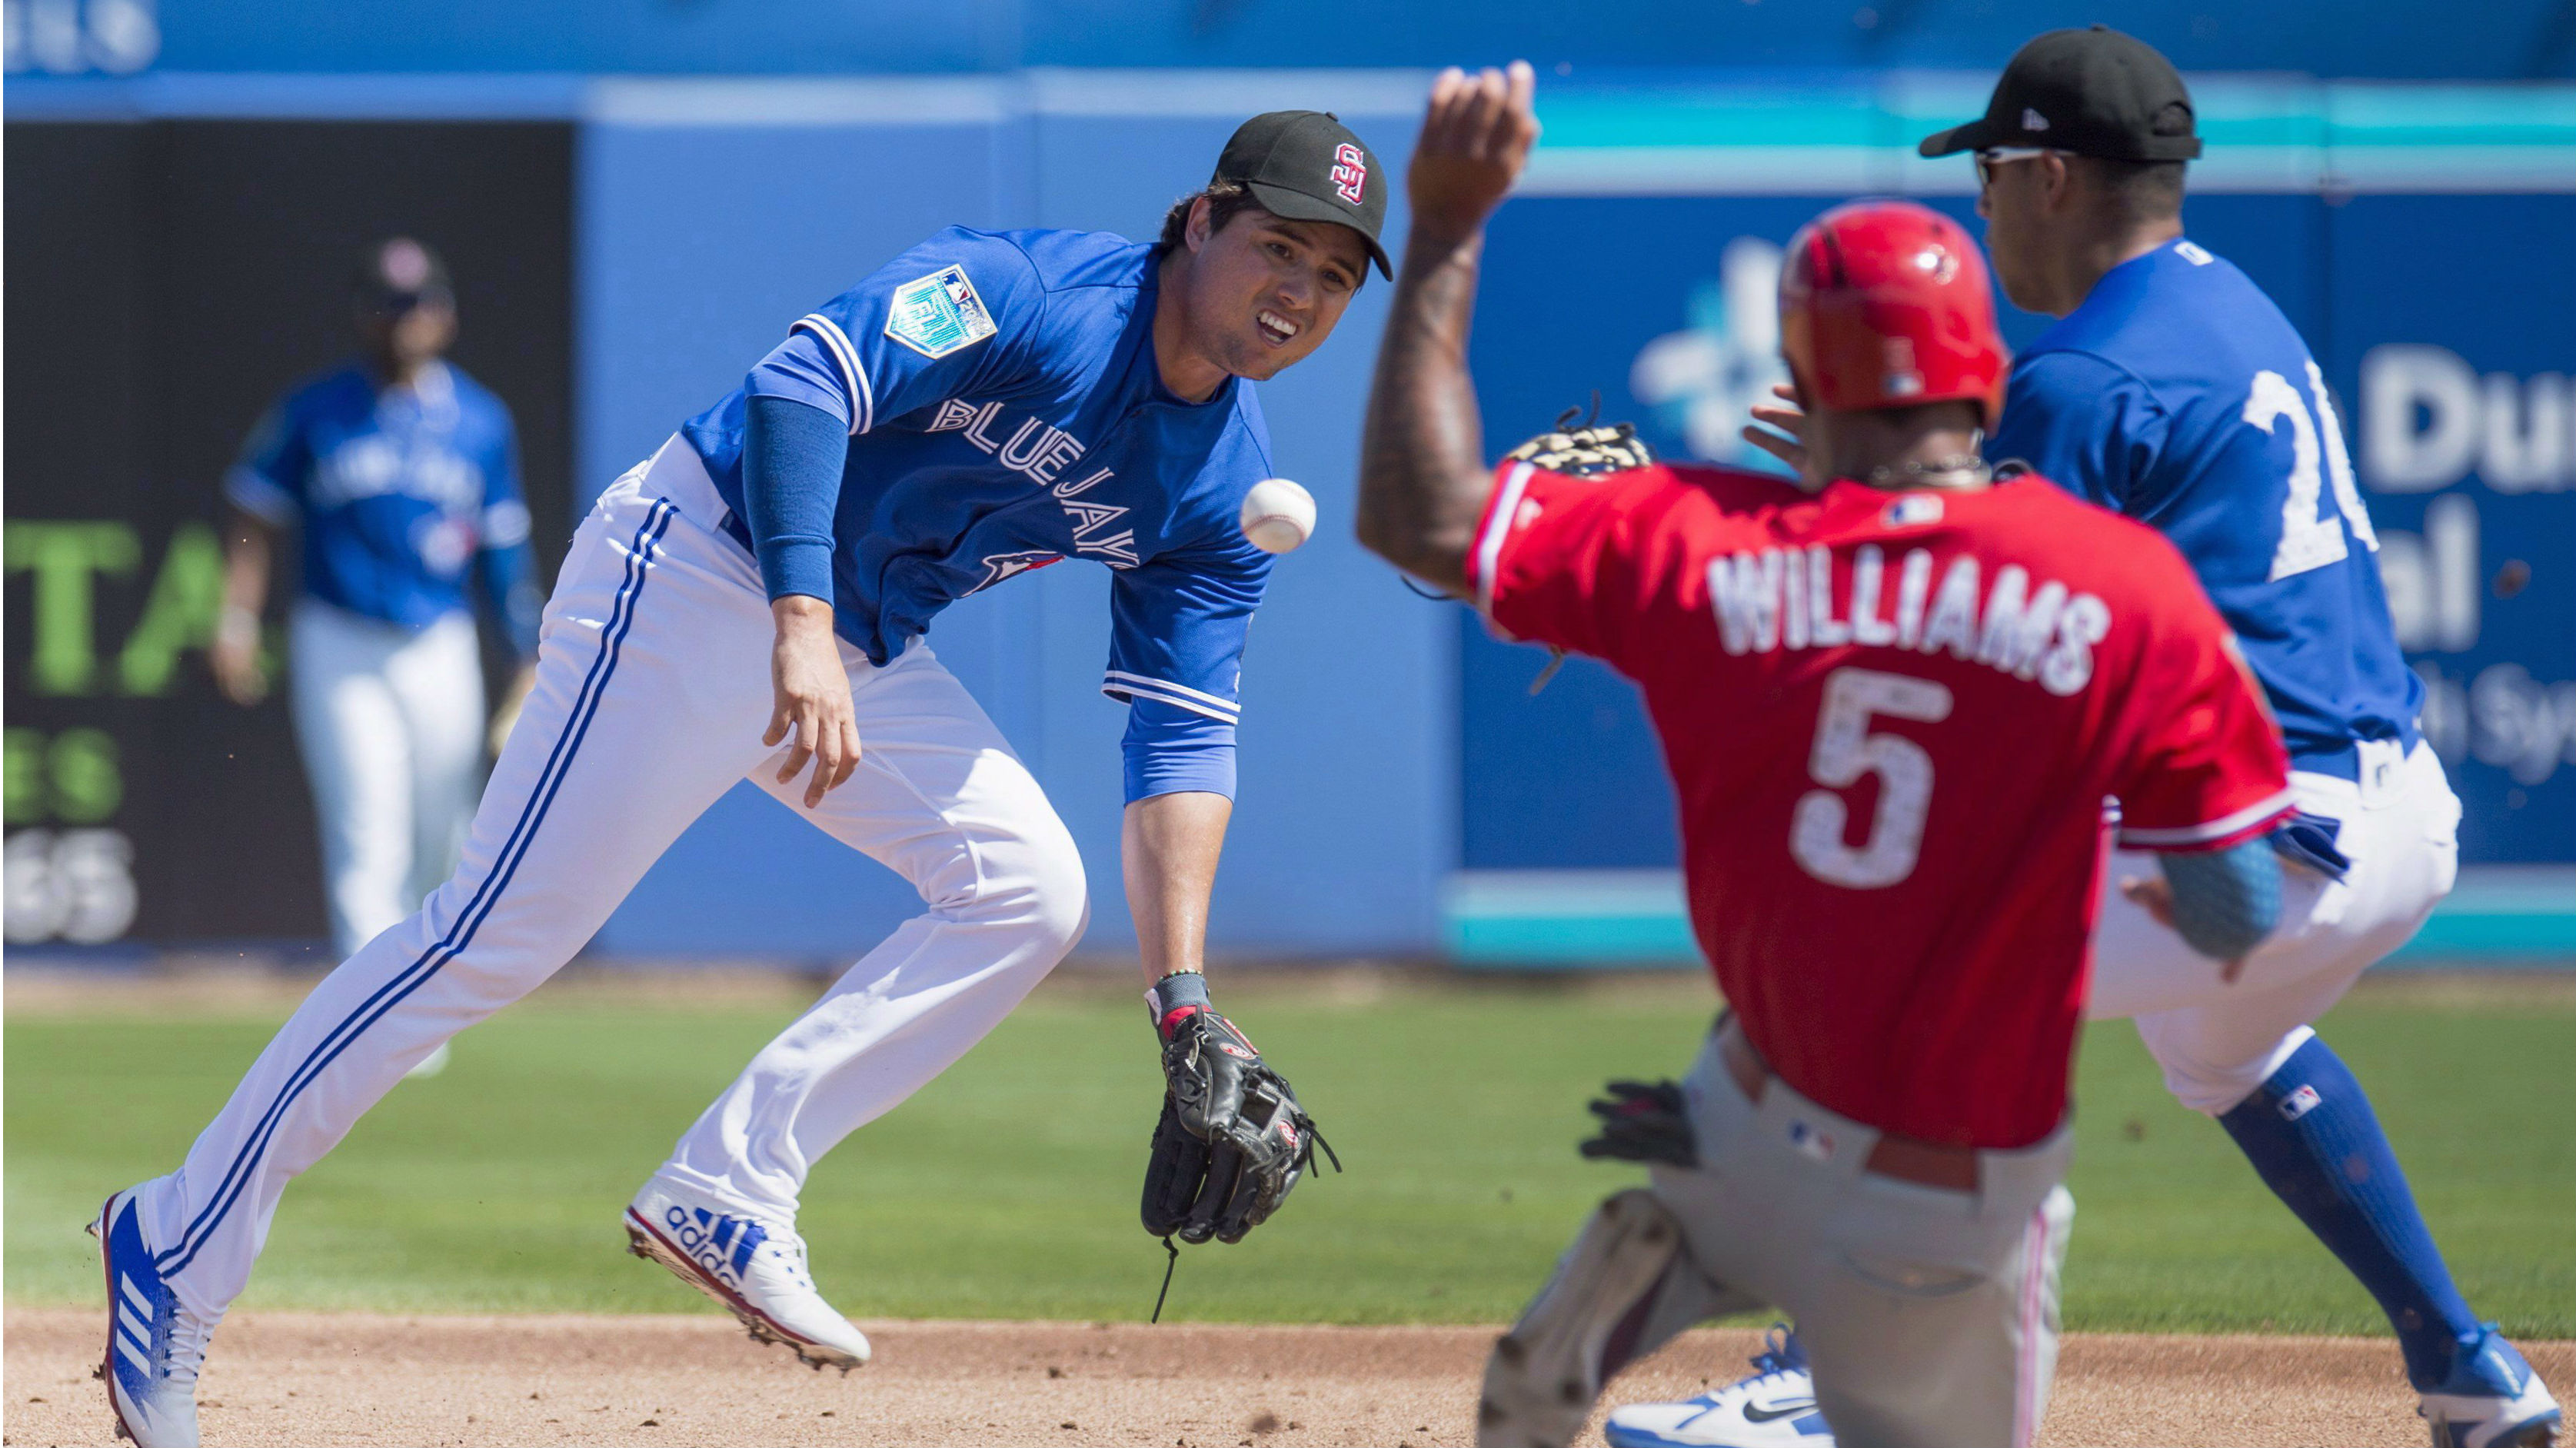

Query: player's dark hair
<box><xmin>2079</xmin><ymin>156</ymin><xmax>2186</xmax><ymax>221</ymax></box>
<box><xmin>1155</xmin><ymin>181</ymin><xmax>1266</xmax><ymax>255</ymax></box>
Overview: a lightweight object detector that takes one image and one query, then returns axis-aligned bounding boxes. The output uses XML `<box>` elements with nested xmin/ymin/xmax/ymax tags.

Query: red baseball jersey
<box><xmin>1469</xmin><ymin>459</ymin><xmax>2294</xmax><ymax>1149</ymax></box>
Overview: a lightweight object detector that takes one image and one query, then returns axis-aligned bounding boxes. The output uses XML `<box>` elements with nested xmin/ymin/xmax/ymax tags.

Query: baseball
<box><xmin>1240</xmin><ymin>478</ymin><xmax>1316</xmax><ymax>554</ymax></box>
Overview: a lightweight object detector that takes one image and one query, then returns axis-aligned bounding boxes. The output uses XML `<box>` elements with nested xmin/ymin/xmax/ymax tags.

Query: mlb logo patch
<box><xmin>1787</xmin><ymin>1119</ymin><xmax>1835</xmax><ymax>1162</ymax></box>
<box><xmin>1883</xmin><ymin>494</ymin><xmax>1944</xmax><ymax>528</ymax></box>
<box><xmin>2279</xmin><ymin>1084</ymin><xmax>2323</xmax><ymax>1121</ymax></box>
<box><xmin>887</xmin><ymin>265</ymin><xmax>999</xmax><ymax>359</ymax></box>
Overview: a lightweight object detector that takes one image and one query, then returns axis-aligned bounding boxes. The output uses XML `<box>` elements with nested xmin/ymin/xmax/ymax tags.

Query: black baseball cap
<box><xmin>1918</xmin><ymin>25</ymin><xmax>2204</xmax><ymax>162</ymax></box>
<box><xmin>1213</xmin><ymin>110</ymin><xmax>1392</xmax><ymax>278</ymax></box>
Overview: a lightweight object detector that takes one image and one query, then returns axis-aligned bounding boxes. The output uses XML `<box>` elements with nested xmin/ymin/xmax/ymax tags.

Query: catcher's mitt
<box><xmin>1142</xmin><ymin>1005</ymin><xmax>1333</xmax><ymax>1245</ymax></box>
<box><xmin>1503</xmin><ymin>405</ymin><xmax>1656</xmax><ymax>478</ymax></box>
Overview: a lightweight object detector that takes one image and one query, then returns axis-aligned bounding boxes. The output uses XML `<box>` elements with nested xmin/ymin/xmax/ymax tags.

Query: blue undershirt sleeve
<box><xmin>1122</xmin><ymin>698</ymin><xmax>1238</xmax><ymax>803</ymax></box>
<box><xmin>742</xmin><ymin>394</ymin><xmax>847</xmax><ymax>604</ymax></box>
<box><xmin>2155</xmin><ymin>835</ymin><xmax>2283</xmax><ymax>960</ymax></box>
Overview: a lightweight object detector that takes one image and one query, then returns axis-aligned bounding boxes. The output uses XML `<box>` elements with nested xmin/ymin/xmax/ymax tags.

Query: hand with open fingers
<box><xmin>1407</xmin><ymin>60</ymin><xmax>1541</xmax><ymax>245</ymax></box>
<box><xmin>1743</xmin><ymin>381</ymin><xmax>1810</xmax><ymax>473</ymax></box>
<box><xmin>766</xmin><ymin>596</ymin><xmax>862</xmax><ymax>809</ymax></box>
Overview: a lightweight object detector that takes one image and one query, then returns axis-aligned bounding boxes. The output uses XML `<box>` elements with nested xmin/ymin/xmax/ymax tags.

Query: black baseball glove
<box><xmin>1141</xmin><ymin>984</ymin><xmax>1333</xmax><ymax>1245</ymax></box>
<box><xmin>1579</xmin><ymin>1078</ymin><xmax>1697</xmax><ymax>1169</ymax></box>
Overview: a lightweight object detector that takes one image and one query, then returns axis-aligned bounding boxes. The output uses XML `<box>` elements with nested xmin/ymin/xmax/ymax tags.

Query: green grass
<box><xmin>8</xmin><ymin>975</ymin><xmax>2571</xmax><ymax>1337</ymax></box>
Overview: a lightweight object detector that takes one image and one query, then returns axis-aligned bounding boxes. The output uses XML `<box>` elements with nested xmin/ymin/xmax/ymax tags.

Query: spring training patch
<box><xmin>886</xmin><ymin>266</ymin><xmax>999</xmax><ymax>359</ymax></box>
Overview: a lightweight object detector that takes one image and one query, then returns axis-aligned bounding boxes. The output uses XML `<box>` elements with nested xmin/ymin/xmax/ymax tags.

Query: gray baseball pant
<box><xmin>1639</xmin><ymin>1021</ymin><xmax>2076</xmax><ymax>1448</ymax></box>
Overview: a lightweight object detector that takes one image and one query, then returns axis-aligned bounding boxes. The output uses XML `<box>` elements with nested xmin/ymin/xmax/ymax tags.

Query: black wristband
<box><xmin>1144</xmin><ymin>970</ymin><xmax>1213</xmax><ymax>1036</ymax></box>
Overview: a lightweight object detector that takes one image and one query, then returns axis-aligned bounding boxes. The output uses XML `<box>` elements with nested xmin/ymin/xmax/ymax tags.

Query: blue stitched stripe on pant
<box><xmin>158</xmin><ymin>500</ymin><xmax>677</xmax><ymax>1277</ymax></box>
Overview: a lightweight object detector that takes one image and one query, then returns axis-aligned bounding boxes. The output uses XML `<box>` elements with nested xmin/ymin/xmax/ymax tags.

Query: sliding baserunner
<box><xmin>93</xmin><ymin>109</ymin><xmax>1387</xmax><ymax>1448</ymax></box>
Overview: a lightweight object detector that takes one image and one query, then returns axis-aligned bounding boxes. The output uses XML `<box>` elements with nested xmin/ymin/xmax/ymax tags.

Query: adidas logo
<box><xmin>664</xmin><ymin>1205</ymin><xmax>767</xmax><ymax>1287</ymax></box>
<box><xmin>2022</xmin><ymin>107</ymin><xmax>2050</xmax><ymax>132</ymax></box>
<box><xmin>115</xmin><ymin>1272</ymin><xmax>156</xmax><ymax>1376</ymax></box>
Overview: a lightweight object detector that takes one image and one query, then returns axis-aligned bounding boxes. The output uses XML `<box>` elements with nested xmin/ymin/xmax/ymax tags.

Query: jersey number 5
<box><xmin>2249</xmin><ymin>361</ymin><xmax>2378</xmax><ymax>583</ymax></box>
<box><xmin>1790</xmin><ymin>666</ymin><xmax>1954</xmax><ymax>890</ymax></box>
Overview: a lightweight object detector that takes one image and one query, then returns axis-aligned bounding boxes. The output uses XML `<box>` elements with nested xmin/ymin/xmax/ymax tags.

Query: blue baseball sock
<box><xmin>2218</xmin><ymin>1034</ymin><xmax>2484</xmax><ymax>1390</ymax></box>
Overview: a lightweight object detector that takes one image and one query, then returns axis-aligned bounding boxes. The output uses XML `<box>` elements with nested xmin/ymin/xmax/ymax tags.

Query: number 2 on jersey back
<box><xmin>1790</xmin><ymin>666</ymin><xmax>1954</xmax><ymax>890</ymax></box>
<box><xmin>2251</xmin><ymin>361</ymin><xmax>2378</xmax><ymax>582</ymax></box>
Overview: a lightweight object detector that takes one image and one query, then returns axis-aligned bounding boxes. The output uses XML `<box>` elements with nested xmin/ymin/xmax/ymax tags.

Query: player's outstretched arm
<box><xmin>1123</xmin><ymin>789</ymin><xmax>1232</xmax><ymax>986</ymax></box>
<box><xmin>1355</xmin><ymin>62</ymin><xmax>1539</xmax><ymax>597</ymax></box>
<box><xmin>1127</xmin><ymin>790</ymin><xmax>1331</xmax><ymax>1247</ymax></box>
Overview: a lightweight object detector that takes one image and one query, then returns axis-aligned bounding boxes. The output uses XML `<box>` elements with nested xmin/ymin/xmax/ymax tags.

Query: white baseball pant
<box><xmin>2088</xmin><ymin>738</ymin><xmax>2460</xmax><ymax>1113</ymax></box>
<box><xmin>136</xmin><ymin>438</ymin><xmax>1089</xmax><ymax>1318</ymax></box>
<box><xmin>287</xmin><ymin>600</ymin><xmax>484</xmax><ymax>959</ymax></box>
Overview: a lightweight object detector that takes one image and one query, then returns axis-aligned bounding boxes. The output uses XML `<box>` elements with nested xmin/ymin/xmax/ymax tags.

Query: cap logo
<box><xmin>1330</xmin><ymin>142</ymin><xmax>1368</xmax><ymax>205</ymax></box>
<box><xmin>2022</xmin><ymin>107</ymin><xmax>2050</xmax><ymax>132</ymax></box>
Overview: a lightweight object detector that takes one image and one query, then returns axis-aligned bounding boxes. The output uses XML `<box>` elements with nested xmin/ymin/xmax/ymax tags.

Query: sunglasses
<box><xmin>1974</xmin><ymin>146</ymin><xmax>2067</xmax><ymax>188</ymax></box>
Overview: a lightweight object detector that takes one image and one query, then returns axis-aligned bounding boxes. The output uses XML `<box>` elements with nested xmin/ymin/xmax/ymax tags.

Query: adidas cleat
<box><xmin>623</xmin><ymin>1175</ymin><xmax>870</xmax><ymax>1373</ymax></box>
<box><xmin>1604</xmin><ymin>1325</ymin><xmax>1831</xmax><ymax>1446</ymax></box>
<box><xmin>2423</xmin><ymin>1327</ymin><xmax>2561</xmax><ymax>1448</ymax></box>
<box><xmin>92</xmin><ymin>1188</ymin><xmax>213</xmax><ymax>1448</ymax></box>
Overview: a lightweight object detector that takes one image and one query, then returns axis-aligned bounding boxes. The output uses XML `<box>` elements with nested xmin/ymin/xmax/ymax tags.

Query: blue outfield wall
<box><xmin>8</xmin><ymin>70</ymin><xmax>2571</xmax><ymax>961</ymax></box>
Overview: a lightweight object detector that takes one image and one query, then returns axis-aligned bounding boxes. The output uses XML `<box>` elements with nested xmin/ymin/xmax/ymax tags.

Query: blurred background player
<box><xmin>92</xmin><ymin>113</ymin><xmax>1384</xmax><ymax>1448</ymax></box>
<box><xmin>1614</xmin><ymin>28</ymin><xmax>2561</xmax><ymax>1448</ymax></box>
<box><xmin>212</xmin><ymin>237</ymin><xmax>541</xmax><ymax>1081</ymax></box>
<box><xmin>1358</xmin><ymin>66</ymin><xmax>2293</xmax><ymax>1448</ymax></box>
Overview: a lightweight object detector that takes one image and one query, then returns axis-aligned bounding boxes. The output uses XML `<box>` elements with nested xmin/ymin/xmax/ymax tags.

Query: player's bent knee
<box><xmin>2140</xmin><ymin>1017</ymin><xmax>2315</xmax><ymax>1116</ymax></box>
<box><xmin>943</xmin><ymin>821</ymin><xmax>1089</xmax><ymax>960</ymax></box>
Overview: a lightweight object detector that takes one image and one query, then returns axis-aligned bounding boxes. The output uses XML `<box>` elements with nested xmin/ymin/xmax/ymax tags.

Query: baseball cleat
<box><xmin>623</xmin><ymin>1176</ymin><xmax>870</xmax><ymax>1373</ymax></box>
<box><xmin>1603</xmin><ymin>1325</ymin><xmax>1831</xmax><ymax>1446</ymax></box>
<box><xmin>2421</xmin><ymin>1327</ymin><xmax>2561</xmax><ymax>1448</ymax></box>
<box><xmin>1479</xmin><ymin>1189</ymin><xmax>1685</xmax><ymax>1448</ymax></box>
<box><xmin>91</xmin><ymin>1188</ymin><xmax>212</xmax><ymax>1448</ymax></box>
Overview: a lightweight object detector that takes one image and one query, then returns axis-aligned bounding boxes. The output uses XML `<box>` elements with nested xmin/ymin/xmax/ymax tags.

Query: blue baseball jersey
<box><xmin>681</xmin><ymin>226</ymin><xmax>1276</xmax><ymax>738</ymax></box>
<box><xmin>227</xmin><ymin>361</ymin><xmax>539</xmax><ymax>656</ymax></box>
<box><xmin>1987</xmin><ymin>238</ymin><xmax>2421</xmax><ymax>773</ymax></box>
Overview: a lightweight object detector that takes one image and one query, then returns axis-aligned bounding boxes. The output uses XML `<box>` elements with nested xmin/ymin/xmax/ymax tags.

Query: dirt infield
<box><xmin>8</xmin><ymin>1310</ymin><xmax>2567</xmax><ymax>1447</ymax></box>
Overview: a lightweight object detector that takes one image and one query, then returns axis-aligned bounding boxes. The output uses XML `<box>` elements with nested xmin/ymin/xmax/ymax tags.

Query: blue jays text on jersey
<box><xmin>1986</xmin><ymin>238</ymin><xmax>2421</xmax><ymax>775</ymax></box>
<box><xmin>226</xmin><ymin>361</ymin><xmax>539</xmax><ymax>656</ymax></box>
<box><xmin>679</xmin><ymin>226</ymin><xmax>1278</xmax><ymax>735</ymax></box>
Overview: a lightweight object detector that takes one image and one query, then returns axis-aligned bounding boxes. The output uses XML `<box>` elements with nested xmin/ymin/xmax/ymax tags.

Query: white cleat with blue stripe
<box><xmin>91</xmin><ymin>1189</ymin><xmax>213</xmax><ymax>1448</ymax></box>
<box><xmin>623</xmin><ymin>1175</ymin><xmax>871</xmax><ymax>1373</ymax></box>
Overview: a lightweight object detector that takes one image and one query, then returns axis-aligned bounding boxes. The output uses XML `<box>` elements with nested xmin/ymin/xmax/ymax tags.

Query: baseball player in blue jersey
<box><xmin>215</xmin><ymin>238</ymin><xmax>542</xmax><ymax>1080</ymax></box>
<box><xmin>94</xmin><ymin>112</ymin><xmax>1386</xmax><ymax>1448</ymax></box>
<box><xmin>1605</xmin><ymin>30</ymin><xmax>2559</xmax><ymax>1448</ymax></box>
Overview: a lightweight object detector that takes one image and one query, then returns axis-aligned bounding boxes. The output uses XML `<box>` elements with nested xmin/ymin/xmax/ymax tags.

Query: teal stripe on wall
<box><xmin>1446</xmin><ymin>868</ymin><xmax>2576</xmax><ymax>969</ymax></box>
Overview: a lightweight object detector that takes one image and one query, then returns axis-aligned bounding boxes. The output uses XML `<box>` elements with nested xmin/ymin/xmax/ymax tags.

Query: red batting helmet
<box><xmin>1778</xmin><ymin>200</ymin><xmax>2008</xmax><ymax>428</ymax></box>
